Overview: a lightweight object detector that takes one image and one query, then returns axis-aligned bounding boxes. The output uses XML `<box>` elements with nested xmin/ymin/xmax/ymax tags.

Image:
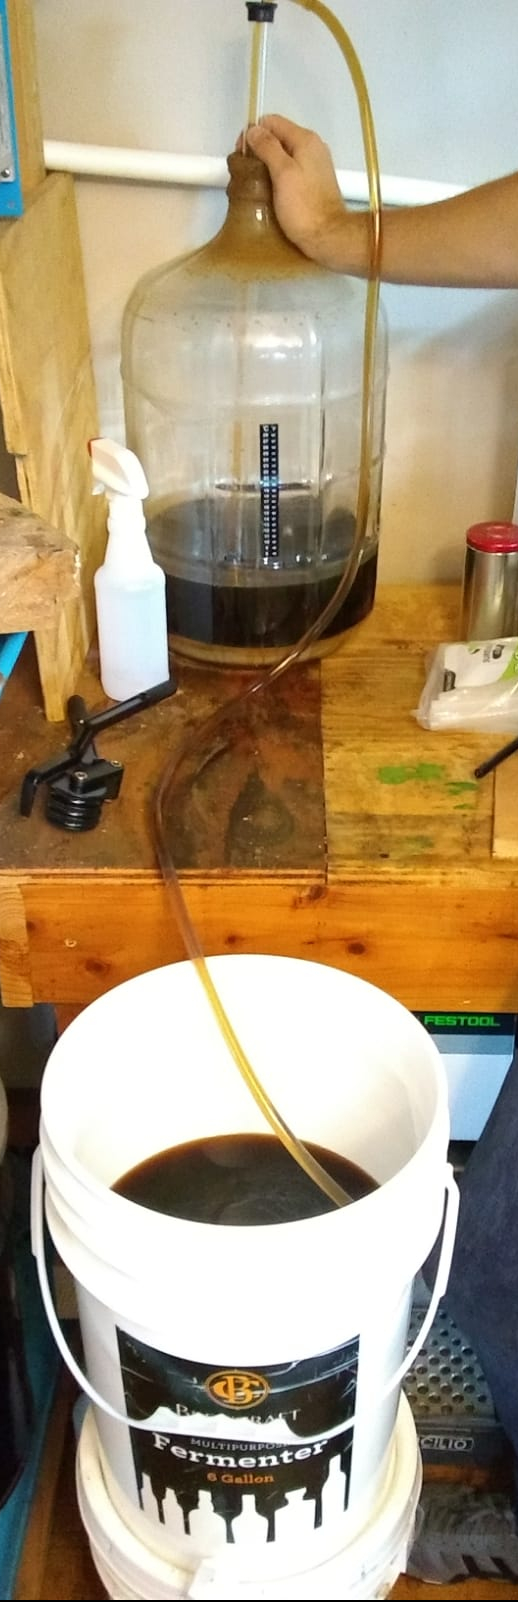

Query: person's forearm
<box><xmin>333</xmin><ymin>174</ymin><xmax>518</xmax><ymax>289</ymax></box>
<box><xmin>246</xmin><ymin>118</ymin><xmax>518</xmax><ymax>290</ymax></box>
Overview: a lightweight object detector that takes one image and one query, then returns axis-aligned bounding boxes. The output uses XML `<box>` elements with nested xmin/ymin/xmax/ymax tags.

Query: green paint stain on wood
<box><xmin>377</xmin><ymin>763</ymin><xmax>446</xmax><ymax>784</ymax></box>
<box><xmin>377</xmin><ymin>765</ymin><xmax>478</xmax><ymax>797</ymax></box>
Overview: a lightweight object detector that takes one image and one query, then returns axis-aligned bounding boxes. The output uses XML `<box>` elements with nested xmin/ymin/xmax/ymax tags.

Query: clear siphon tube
<box><xmin>153</xmin><ymin>0</ymin><xmax>383</xmax><ymax>1210</ymax></box>
<box><xmin>246</xmin><ymin>20</ymin><xmax>271</xmax><ymax>134</ymax></box>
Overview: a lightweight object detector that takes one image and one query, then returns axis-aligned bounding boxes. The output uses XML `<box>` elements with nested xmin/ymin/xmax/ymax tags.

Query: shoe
<box><xmin>407</xmin><ymin>1483</ymin><xmax>518</xmax><ymax>1583</ymax></box>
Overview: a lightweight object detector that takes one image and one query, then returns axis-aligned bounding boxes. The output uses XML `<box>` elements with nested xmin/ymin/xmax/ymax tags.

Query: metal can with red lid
<box><xmin>460</xmin><ymin>521</ymin><xmax>518</xmax><ymax>639</ymax></box>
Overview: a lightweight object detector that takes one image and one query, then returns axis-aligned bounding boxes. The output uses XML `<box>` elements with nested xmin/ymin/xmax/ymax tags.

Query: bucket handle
<box><xmin>31</xmin><ymin>1147</ymin><xmax>459</xmax><ymax>1433</ymax></box>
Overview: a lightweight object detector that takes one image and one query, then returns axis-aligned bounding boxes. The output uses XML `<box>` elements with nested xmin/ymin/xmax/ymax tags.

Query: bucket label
<box><xmin>116</xmin><ymin>1328</ymin><xmax>359</xmax><ymax>1544</ymax></box>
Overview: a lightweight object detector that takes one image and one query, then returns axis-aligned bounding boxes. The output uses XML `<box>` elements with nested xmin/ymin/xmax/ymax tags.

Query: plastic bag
<box><xmin>415</xmin><ymin>638</ymin><xmax>518</xmax><ymax>732</ymax></box>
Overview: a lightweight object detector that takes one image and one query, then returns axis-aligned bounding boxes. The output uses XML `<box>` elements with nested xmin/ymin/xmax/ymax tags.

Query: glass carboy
<box><xmin>121</xmin><ymin>152</ymin><xmax>388</xmax><ymax>665</ymax></box>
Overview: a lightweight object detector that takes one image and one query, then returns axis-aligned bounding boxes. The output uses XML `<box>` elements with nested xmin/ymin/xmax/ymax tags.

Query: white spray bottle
<box><xmin>89</xmin><ymin>437</ymin><xmax>169</xmax><ymax>702</ymax></box>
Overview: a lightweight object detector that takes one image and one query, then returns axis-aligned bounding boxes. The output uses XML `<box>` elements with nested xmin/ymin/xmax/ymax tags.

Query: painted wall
<box><xmin>33</xmin><ymin>0</ymin><xmax>518</xmax><ymax>585</ymax></box>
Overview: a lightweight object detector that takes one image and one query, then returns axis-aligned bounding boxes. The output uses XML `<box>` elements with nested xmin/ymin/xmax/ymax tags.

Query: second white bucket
<box><xmin>33</xmin><ymin>955</ymin><xmax>458</xmax><ymax>1596</ymax></box>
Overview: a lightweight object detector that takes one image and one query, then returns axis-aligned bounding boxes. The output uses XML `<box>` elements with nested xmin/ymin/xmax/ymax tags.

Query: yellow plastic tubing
<box><xmin>153</xmin><ymin>0</ymin><xmax>383</xmax><ymax>1208</ymax></box>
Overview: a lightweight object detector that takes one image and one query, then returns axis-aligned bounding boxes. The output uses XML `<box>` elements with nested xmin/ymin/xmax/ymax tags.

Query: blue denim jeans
<box><xmin>425</xmin><ymin>1041</ymin><xmax>518</xmax><ymax>1499</ymax></box>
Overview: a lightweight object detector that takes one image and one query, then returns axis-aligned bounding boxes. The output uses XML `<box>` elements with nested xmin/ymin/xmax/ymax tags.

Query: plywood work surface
<box><xmin>0</xmin><ymin>585</ymin><xmax>516</xmax><ymax>1010</ymax></box>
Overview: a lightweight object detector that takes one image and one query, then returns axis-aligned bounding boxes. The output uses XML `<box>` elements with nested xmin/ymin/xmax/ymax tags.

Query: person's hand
<box><xmin>244</xmin><ymin>114</ymin><xmax>347</xmax><ymax>266</ymax></box>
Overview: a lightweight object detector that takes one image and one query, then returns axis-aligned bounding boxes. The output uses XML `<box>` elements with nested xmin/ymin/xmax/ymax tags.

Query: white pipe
<box><xmin>43</xmin><ymin>138</ymin><xmax>465</xmax><ymax>208</ymax></box>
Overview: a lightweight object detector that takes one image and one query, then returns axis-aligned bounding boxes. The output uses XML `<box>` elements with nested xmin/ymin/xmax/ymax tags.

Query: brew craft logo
<box><xmin>117</xmin><ymin>1329</ymin><xmax>360</xmax><ymax>1541</ymax></box>
<box><xmin>205</xmin><ymin>1370</ymin><xmax>270</xmax><ymax>1408</ymax></box>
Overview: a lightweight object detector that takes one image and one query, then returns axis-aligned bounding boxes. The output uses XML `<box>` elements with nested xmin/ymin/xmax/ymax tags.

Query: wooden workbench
<box><xmin>0</xmin><ymin>583</ymin><xmax>516</xmax><ymax>1019</ymax></box>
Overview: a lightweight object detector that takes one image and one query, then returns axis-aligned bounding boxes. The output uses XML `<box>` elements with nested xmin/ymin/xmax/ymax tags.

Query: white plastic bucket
<box><xmin>76</xmin><ymin>1392</ymin><xmax>422</xmax><ymax>1600</ymax></box>
<box><xmin>32</xmin><ymin>955</ymin><xmax>457</xmax><ymax>1595</ymax></box>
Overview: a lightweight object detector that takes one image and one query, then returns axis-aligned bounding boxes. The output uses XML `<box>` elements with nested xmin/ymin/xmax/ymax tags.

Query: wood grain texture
<box><xmin>0</xmin><ymin>173</ymin><xmax>105</xmax><ymax>719</ymax></box>
<box><xmin>0</xmin><ymin>493</ymin><xmax>79</xmax><ymax>629</ymax></box>
<box><xmin>1</xmin><ymin>586</ymin><xmax>518</xmax><ymax>1011</ymax></box>
<box><xmin>321</xmin><ymin>635</ymin><xmax>494</xmax><ymax>873</ymax></box>
<box><xmin>5</xmin><ymin>0</ymin><xmax>45</xmax><ymax>196</ymax></box>
<box><xmin>14</xmin><ymin>872</ymin><xmax>518</xmax><ymax>1010</ymax></box>
<box><xmin>393</xmin><ymin>1581</ymin><xmax>518</xmax><ymax>1600</ymax></box>
<box><xmin>0</xmin><ymin>879</ymin><xmax>32</xmax><ymax>1004</ymax></box>
<box><xmin>493</xmin><ymin>760</ymin><xmax>518</xmax><ymax>858</ymax></box>
<box><xmin>0</xmin><ymin>648</ymin><xmax>325</xmax><ymax>873</ymax></box>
